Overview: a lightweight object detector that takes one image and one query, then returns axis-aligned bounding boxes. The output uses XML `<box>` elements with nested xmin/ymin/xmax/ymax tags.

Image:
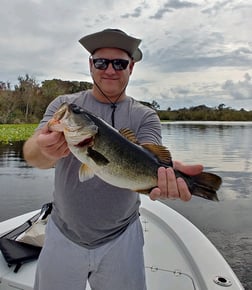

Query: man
<box><xmin>23</xmin><ymin>28</ymin><xmax>203</xmax><ymax>290</ymax></box>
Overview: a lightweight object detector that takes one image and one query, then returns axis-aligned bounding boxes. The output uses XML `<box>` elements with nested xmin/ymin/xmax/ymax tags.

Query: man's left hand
<box><xmin>149</xmin><ymin>161</ymin><xmax>203</xmax><ymax>201</ymax></box>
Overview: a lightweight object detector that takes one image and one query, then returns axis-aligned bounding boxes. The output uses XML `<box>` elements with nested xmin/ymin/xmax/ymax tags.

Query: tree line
<box><xmin>0</xmin><ymin>75</ymin><xmax>92</xmax><ymax>124</ymax></box>
<box><xmin>158</xmin><ymin>104</ymin><xmax>252</xmax><ymax>121</ymax></box>
<box><xmin>0</xmin><ymin>74</ymin><xmax>251</xmax><ymax>123</ymax></box>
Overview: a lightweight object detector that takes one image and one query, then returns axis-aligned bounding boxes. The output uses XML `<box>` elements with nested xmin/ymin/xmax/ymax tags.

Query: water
<box><xmin>0</xmin><ymin>122</ymin><xmax>251</xmax><ymax>289</ymax></box>
<box><xmin>0</xmin><ymin>141</ymin><xmax>54</xmax><ymax>220</ymax></box>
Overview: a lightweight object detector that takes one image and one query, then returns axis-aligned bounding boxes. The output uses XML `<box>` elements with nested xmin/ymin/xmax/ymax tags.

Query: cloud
<box><xmin>201</xmin><ymin>0</ymin><xmax>233</xmax><ymax>15</ymax></box>
<box><xmin>167</xmin><ymin>0</ymin><xmax>199</xmax><ymax>9</ymax></box>
<box><xmin>121</xmin><ymin>6</ymin><xmax>143</xmax><ymax>18</ymax></box>
<box><xmin>222</xmin><ymin>73</ymin><xmax>252</xmax><ymax>101</ymax></box>
<box><xmin>143</xmin><ymin>28</ymin><xmax>252</xmax><ymax>73</ymax></box>
<box><xmin>130</xmin><ymin>68</ymin><xmax>252</xmax><ymax>110</ymax></box>
<box><xmin>157</xmin><ymin>50</ymin><xmax>252</xmax><ymax>73</ymax></box>
<box><xmin>150</xmin><ymin>0</ymin><xmax>199</xmax><ymax>19</ymax></box>
<box><xmin>155</xmin><ymin>82</ymin><xmax>225</xmax><ymax>109</ymax></box>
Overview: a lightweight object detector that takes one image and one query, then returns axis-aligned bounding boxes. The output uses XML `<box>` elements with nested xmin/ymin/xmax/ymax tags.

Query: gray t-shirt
<box><xmin>38</xmin><ymin>90</ymin><xmax>162</xmax><ymax>248</ymax></box>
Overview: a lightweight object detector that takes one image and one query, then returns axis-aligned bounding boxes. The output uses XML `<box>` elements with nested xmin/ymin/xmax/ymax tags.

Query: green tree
<box><xmin>14</xmin><ymin>74</ymin><xmax>40</xmax><ymax>122</ymax></box>
<box><xmin>0</xmin><ymin>90</ymin><xmax>17</xmax><ymax>123</ymax></box>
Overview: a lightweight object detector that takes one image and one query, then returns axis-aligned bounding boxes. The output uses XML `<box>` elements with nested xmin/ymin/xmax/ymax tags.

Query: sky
<box><xmin>0</xmin><ymin>0</ymin><xmax>252</xmax><ymax>110</ymax></box>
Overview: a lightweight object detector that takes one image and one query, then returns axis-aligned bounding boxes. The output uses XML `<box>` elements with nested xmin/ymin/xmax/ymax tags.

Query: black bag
<box><xmin>0</xmin><ymin>203</ymin><xmax>52</xmax><ymax>273</ymax></box>
<box><xmin>0</xmin><ymin>238</ymin><xmax>41</xmax><ymax>273</ymax></box>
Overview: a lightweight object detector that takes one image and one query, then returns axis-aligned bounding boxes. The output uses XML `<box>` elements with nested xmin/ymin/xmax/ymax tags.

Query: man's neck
<box><xmin>91</xmin><ymin>87</ymin><xmax>127</xmax><ymax>104</ymax></box>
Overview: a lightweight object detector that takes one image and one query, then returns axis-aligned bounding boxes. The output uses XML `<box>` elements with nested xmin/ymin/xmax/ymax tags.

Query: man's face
<box><xmin>89</xmin><ymin>48</ymin><xmax>134</xmax><ymax>98</ymax></box>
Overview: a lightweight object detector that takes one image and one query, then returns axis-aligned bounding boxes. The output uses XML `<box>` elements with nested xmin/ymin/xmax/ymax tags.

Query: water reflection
<box><xmin>162</xmin><ymin>122</ymin><xmax>252</xmax><ymax>170</ymax></box>
<box><xmin>0</xmin><ymin>141</ymin><xmax>54</xmax><ymax>179</ymax></box>
<box><xmin>0</xmin><ymin>141</ymin><xmax>29</xmax><ymax>173</ymax></box>
<box><xmin>0</xmin><ymin>141</ymin><xmax>24</xmax><ymax>165</ymax></box>
<box><xmin>161</xmin><ymin>122</ymin><xmax>252</xmax><ymax>201</ymax></box>
<box><xmin>0</xmin><ymin>141</ymin><xmax>54</xmax><ymax>222</ymax></box>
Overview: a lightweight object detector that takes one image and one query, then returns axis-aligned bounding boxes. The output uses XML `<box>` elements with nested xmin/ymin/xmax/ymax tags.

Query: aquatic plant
<box><xmin>0</xmin><ymin>124</ymin><xmax>37</xmax><ymax>143</ymax></box>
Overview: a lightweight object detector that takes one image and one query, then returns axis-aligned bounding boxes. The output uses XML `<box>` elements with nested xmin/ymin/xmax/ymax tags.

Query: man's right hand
<box><xmin>37</xmin><ymin>125</ymin><xmax>70</xmax><ymax>161</ymax></box>
<box><xmin>23</xmin><ymin>124</ymin><xmax>70</xmax><ymax>169</ymax></box>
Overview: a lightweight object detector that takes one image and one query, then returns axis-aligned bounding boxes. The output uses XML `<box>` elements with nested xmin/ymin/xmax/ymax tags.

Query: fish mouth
<box><xmin>74</xmin><ymin>136</ymin><xmax>94</xmax><ymax>148</ymax></box>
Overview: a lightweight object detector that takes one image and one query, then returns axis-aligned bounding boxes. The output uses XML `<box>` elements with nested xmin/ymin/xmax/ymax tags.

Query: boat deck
<box><xmin>0</xmin><ymin>196</ymin><xmax>244</xmax><ymax>289</ymax></box>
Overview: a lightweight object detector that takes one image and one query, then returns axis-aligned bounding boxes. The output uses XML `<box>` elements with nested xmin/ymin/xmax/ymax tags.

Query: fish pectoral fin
<box><xmin>79</xmin><ymin>164</ymin><xmax>95</xmax><ymax>182</ymax></box>
<box><xmin>87</xmin><ymin>148</ymin><xmax>110</xmax><ymax>166</ymax></box>
<box><xmin>119</xmin><ymin>128</ymin><xmax>140</xmax><ymax>144</ymax></box>
<box><xmin>141</xmin><ymin>143</ymin><xmax>172</xmax><ymax>165</ymax></box>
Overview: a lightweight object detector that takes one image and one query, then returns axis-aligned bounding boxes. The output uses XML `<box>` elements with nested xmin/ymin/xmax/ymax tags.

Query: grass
<box><xmin>0</xmin><ymin>124</ymin><xmax>37</xmax><ymax>143</ymax></box>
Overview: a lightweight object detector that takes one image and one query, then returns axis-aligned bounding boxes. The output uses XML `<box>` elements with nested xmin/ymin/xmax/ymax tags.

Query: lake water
<box><xmin>0</xmin><ymin>121</ymin><xmax>251</xmax><ymax>289</ymax></box>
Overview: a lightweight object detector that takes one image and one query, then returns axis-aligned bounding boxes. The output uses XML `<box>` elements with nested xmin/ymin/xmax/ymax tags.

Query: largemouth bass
<box><xmin>48</xmin><ymin>103</ymin><xmax>222</xmax><ymax>201</ymax></box>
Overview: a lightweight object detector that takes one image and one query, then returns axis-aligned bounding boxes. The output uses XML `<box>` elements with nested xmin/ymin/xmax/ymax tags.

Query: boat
<box><xmin>0</xmin><ymin>195</ymin><xmax>244</xmax><ymax>290</ymax></box>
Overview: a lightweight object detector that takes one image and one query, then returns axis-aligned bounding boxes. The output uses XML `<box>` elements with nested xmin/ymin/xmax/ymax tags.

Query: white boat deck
<box><xmin>0</xmin><ymin>196</ymin><xmax>244</xmax><ymax>290</ymax></box>
<box><xmin>140</xmin><ymin>196</ymin><xmax>243</xmax><ymax>289</ymax></box>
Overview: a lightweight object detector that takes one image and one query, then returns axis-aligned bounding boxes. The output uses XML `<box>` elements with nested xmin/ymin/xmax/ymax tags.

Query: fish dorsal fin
<box><xmin>119</xmin><ymin>128</ymin><xmax>140</xmax><ymax>144</ymax></box>
<box><xmin>141</xmin><ymin>143</ymin><xmax>172</xmax><ymax>165</ymax></box>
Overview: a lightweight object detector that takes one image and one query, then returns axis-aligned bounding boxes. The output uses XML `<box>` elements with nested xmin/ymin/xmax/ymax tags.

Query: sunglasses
<box><xmin>92</xmin><ymin>58</ymin><xmax>130</xmax><ymax>71</ymax></box>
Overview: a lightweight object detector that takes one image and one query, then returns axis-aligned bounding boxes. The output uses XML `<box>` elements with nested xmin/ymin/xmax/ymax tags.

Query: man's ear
<box><xmin>89</xmin><ymin>57</ymin><xmax>93</xmax><ymax>75</ymax></box>
<box><xmin>129</xmin><ymin>61</ymin><xmax>135</xmax><ymax>75</ymax></box>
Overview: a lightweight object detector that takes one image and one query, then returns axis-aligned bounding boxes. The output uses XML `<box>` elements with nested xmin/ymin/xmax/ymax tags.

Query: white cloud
<box><xmin>222</xmin><ymin>73</ymin><xmax>252</xmax><ymax>101</ymax></box>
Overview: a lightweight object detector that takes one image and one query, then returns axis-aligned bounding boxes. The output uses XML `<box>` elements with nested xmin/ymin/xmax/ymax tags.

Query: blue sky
<box><xmin>0</xmin><ymin>0</ymin><xmax>251</xmax><ymax>110</ymax></box>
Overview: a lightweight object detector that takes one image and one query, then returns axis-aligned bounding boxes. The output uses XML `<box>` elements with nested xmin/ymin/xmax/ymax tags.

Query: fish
<box><xmin>48</xmin><ymin>103</ymin><xmax>222</xmax><ymax>201</ymax></box>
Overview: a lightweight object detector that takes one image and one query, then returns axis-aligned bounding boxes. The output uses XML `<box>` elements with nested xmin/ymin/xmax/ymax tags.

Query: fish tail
<box><xmin>176</xmin><ymin>171</ymin><xmax>222</xmax><ymax>201</ymax></box>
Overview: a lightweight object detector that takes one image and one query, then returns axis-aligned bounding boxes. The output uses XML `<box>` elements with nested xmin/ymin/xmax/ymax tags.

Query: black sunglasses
<box><xmin>92</xmin><ymin>58</ymin><xmax>130</xmax><ymax>71</ymax></box>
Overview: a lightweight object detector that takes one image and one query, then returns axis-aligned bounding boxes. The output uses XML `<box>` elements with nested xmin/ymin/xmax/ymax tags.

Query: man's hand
<box><xmin>23</xmin><ymin>124</ymin><xmax>70</xmax><ymax>169</ymax></box>
<box><xmin>149</xmin><ymin>161</ymin><xmax>203</xmax><ymax>201</ymax></box>
<box><xmin>37</xmin><ymin>125</ymin><xmax>70</xmax><ymax>162</ymax></box>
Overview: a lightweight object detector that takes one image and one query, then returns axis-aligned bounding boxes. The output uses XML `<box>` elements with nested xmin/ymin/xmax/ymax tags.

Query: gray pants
<box><xmin>34</xmin><ymin>218</ymin><xmax>146</xmax><ymax>290</ymax></box>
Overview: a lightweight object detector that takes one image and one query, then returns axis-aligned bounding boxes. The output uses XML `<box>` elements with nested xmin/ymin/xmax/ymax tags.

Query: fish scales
<box><xmin>86</xmin><ymin>112</ymin><xmax>159</xmax><ymax>190</ymax></box>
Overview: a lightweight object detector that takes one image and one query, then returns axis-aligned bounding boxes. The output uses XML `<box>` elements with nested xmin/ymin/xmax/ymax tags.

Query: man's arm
<box><xmin>23</xmin><ymin>124</ymin><xmax>70</xmax><ymax>169</ymax></box>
